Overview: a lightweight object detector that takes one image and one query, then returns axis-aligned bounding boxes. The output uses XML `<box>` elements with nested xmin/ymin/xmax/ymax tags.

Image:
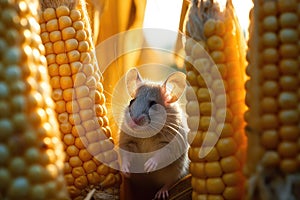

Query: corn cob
<box><xmin>244</xmin><ymin>0</ymin><xmax>300</xmax><ymax>199</ymax></box>
<box><xmin>39</xmin><ymin>0</ymin><xmax>121</xmax><ymax>199</ymax></box>
<box><xmin>185</xmin><ymin>0</ymin><xmax>247</xmax><ymax>199</ymax></box>
<box><xmin>0</xmin><ymin>0</ymin><xmax>69</xmax><ymax>199</ymax></box>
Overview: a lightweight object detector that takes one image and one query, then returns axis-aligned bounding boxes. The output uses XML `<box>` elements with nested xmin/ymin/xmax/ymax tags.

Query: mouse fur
<box><xmin>118</xmin><ymin>67</ymin><xmax>190</xmax><ymax>200</ymax></box>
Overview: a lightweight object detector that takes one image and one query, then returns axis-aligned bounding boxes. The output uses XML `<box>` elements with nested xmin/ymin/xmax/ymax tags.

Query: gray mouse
<box><xmin>118</xmin><ymin>67</ymin><xmax>189</xmax><ymax>200</ymax></box>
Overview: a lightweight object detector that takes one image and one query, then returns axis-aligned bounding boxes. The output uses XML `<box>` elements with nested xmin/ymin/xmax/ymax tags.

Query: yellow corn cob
<box><xmin>185</xmin><ymin>0</ymin><xmax>247</xmax><ymax>199</ymax></box>
<box><xmin>0</xmin><ymin>0</ymin><xmax>69</xmax><ymax>199</ymax></box>
<box><xmin>244</xmin><ymin>0</ymin><xmax>300</xmax><ymax>199</ymax></box>
<box><xmin>39</xmin><ymin>0</ymin><xmax>121</xmax><ymax>199</ymax></box>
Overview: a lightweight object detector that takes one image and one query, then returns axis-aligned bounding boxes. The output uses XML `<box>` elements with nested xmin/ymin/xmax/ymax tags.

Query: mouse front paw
<box><xmin>153</xmin><ymin>187</ymin><xmax>169</xmax><ymax>200</ymax></box>
<box><xmin>144</xmin><ymin>157</ymin><xmax>158</xmax><ymax>173</ymax></box>
<box><xmin>121</xmin><ymin>160</ymin><xmax>131</xmax><ymax>178</ymax></box>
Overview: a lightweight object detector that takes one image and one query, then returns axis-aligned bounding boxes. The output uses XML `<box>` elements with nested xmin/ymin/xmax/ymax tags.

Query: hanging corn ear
<box><xmin>38</xmin><ymin>0</ymin><xmax>121</xmax><ymax>199</ymax></box>
<box><xmin>0</xmin><ymin>0</ymin><xmax>69</xmax><ymax>199</ymax></box>
<box><xmin>244</xmin><ymin>0</ymin><xmax>300</xmax><ymax>199</ymax></box>
<box><xmin>184</xmin><ymin>0</ymin><xmax>247</xmax><ymax>199</ymax></box>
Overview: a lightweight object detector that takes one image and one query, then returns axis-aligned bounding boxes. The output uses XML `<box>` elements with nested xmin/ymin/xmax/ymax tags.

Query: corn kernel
<box><xmin>279</xmin><ymin>110</ymin><xmax>299</xmax><ymax>125</ymax></box>
<box><xmin>216</xmin><ymin>138</ymin><xmax>238</xmax><ymax>157</ymax></box>
<box><xmin>278</xmin><ymin>142</ymin><xmax>298</xmax><ymax>158</ymax></box>
<box><xmin>222</xmin><ymin>172</ymin><xmax>243</xmax><ymax>186</ymax></box>
<box><xmin>205</xmin><ymin>162</ymin><xmax>222</xmax><ymax>178</ymax></box>
<box><xmin>67</xmin><ymin>50</ymin><xmax>80</xmax><ymax>62</ymax></box>
<box><xmin>279</xmin><ymin>13</ymin><xmax>298</xmax><ymax>27</ymax></box>
<box><xmin>279</xmin><ymin>76</ymin><xmax>298</xmax><ymax>90</ymax></box>
<box><xmin>192</xmin><ymin>178</ymin><xmax>206</xmax><ymax>194</ymax></box>
<box><xmin>70</xmin><ymin>10</ymin><xmax>81</xmax><ymax>22</ymax></box>
<box><xmin>207</xmin><ymin>35</ymin><xmax>224</xmax><ymax>50</ymax></box>
<box><xmin>53</xmin><ymin>40</ymin><xmax>65</xmax><ymax>54</ymax></box>
<box><xmin>72</xmin><ymin>21</ymin><xmax>84</xmax><ymax>31</ymax></box>
<box><xmin>263</xmin><ymin>16</ymin><xmax>278</xmax><ymax>31</ymax></box>
<box><xmin>69</xmin><ymin>156</ymin><xmax>83</xmax><ymax>168</ymax></box>
<box><xmin>279</xmin><ymin>126</ymin><xmax>299</xmax><ymax>140</ymax></box>
<box><xmin>280</xmin><ymin>159</ymin><xmax>298</xmax><ymax>173</ymax></box>
<box><xmin>83</xmin><ymin>160</ymin><xmax>97</xmax><ymax>173</ymax></box>
<box><xmin>48</xmin><ymin>63</ymin><xmax>59</xmax><ymax>76</ymax></box>
<box><xmin>46</xmin><ymin>19</ymin><xmax>58</xmax><ymax>32</ymax></box>
<box><xmin>59</xmin><ymin>16</ymin><xmax>72</xmax><ymax>30</ymax></box>
<box><xmin>62</xmin><ymin>27</ymin><xmax>76</xmax><ymax>40</ymax></box>
<box><xmin>49</xmin><ymin>30</ymin><xmax>62</xmax><ymax>42</ymax></box>
<box><xmin>220</xmin><ymin>156</ymin><xmax>240</xmax><ymax>173</ymax></box>
<box><xmin>79</xmin><ymin>149</ymin><xmax>92</xmax><ymax>162</ymax></box>
<box><xmin>261</xmin><ymin>130</ymin><xmax>279</xmax><ymax>149</ymax></box>
<box><xmin>56</xmin><ymin>6</ymin><xmax>70</xmax><ymax>17</ymax></box>
<box><xmin>75</xmin><ymin>29</ymin><xmax>87</xmax><ymax>41</ymax></box>
<box><xmin>75</xmin><ymin>137</ymin><xmax>88</xmax><ymax>150</ymax></box>
<box><xmin>65</xmin><ymin>38</ymin><xmax>78</xmax><ymax>52</ymax></box>
<box><xmin>279</xmin><ymin>29</ymin><xmax>298</xmax><ymax>43</ymax></box>
<box><xmin>56</xmin><ymin>53</ymin><xmax>68</xmax><ymax>65</ymax></box>
<box><xmin>204</xmin><ymin>19</ymin><xmax>216</xmax><ymax>37</ymax></box>
<box><xmin>207</xmin><ymin>178</ymin><xmax>225</xmax><ymax>194</ymax></box>
<box><xmin>60</xmin><ymin>76</ymin><xmax>73</xmax><ymax>90</ymax></box>
<box><xmin>223</xmin><ymin>187</ymin><xmax>242</xmax><ymax>199</ymax></box>
<box><xmin>262</xmin><ymin>151</ymin><xmax>280</xmax><ymax>167</ymax></box>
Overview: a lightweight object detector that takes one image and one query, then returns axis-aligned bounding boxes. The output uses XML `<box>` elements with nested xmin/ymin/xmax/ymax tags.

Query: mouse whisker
<box><xmin>164</xmin><ymin>124</ymin><xmax>187</xmax><ymax>145</ymax></box>
<box><xmin>166</xmin><ymin>120</ymin><xmax>185</xmax><ymax>127</ymax></box>
<box><xmin>159</xmin><ymin>129</ymin><xmax>187</xmax><ymax>160</ymax></box>
<box><xmin>150</xmin><ymin>121</ymin><xmax>186</xmax><ymax>146</ymax></box>
<box><xmin>148</xmin><ymin>124</ymin><xmax>163</xmax><ymax>133</ymax></box>
<box><xmin>150</xmin><ymin>120</ymin><xmax>165</xmax><ymax>125</ymax></box>
<box><xmin>164</xmin><ymin>114</ymin><xmax>182</xmax><ymax>118</ymax></box>
<box><xmin>151</xmin><ymin>120</ymin><xmax>184</xmax><ymax>130</ymax></box>
<box><xmin>150</xmin><ymin>121</ymin><xmax>170</xmax><ymax>131</ymax></box>
<box><xmin>150</xmin><ymin>121</ymin><xmax>182</xmax><ymax>133</ymax></box>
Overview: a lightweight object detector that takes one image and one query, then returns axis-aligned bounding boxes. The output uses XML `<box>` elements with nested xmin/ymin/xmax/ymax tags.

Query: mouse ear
<box><xmin>125</xmin><ymin>67</ymin><xmax>143</xmax><ymax>97</ymax></box>
<box><xmin>162</xmin><ymin>71</ymin><xmax>186</xmax><ymax>103</ymax></box>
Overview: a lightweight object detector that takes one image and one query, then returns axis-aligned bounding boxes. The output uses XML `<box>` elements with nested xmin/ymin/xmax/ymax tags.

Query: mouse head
<box><xmin>125</xmin><ymin>67</ymin><xmax>186</xmax><ymax>130</ymax></box>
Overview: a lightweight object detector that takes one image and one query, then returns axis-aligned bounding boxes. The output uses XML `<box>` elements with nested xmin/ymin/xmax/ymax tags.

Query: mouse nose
<box><xmin>132</xmin><ymin>115</ymin><xmax>146</xmax><ymax>126</ymax></box>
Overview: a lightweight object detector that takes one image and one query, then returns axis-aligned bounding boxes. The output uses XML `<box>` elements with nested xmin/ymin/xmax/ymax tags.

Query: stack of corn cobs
<box><xmin>0</xmin><ymin>0</ymin><xmax>299</xmax><ymax>199</ymax></box>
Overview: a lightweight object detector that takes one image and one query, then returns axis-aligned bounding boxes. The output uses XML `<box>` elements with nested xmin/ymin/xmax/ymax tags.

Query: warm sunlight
<box><xmin>143</xmin><ymin>0</ymin><xmax>183</xmax><ymax>48</ymax></box>
<box><xmin>231</xmin><ymin>0</ymin><xmax>253</xmax><ymax>38</ymax></box>
<box><xmin>143</xmin><ymin>0</ymin><xmax>253</xmax><ymax>47</ymax></box>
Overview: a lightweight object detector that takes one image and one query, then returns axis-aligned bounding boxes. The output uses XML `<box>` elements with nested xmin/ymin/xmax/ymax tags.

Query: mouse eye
<box><xmin>129</xmin><ymin>99</ymin><xmax>135</xmax><ymax>106</ymax></box>
<box><xmin>149</xmin><ymin>100</ymin><xmax>157</xmax><ymax>107</ymax></box>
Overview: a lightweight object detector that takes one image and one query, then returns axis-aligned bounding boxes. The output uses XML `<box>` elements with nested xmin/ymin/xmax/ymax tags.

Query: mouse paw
<box><xmin>144</xmin><ymin>157</ymin><xmax>158</xmax><ymax>173</ymax></box>
<box><xmin>153</xmin><ymin>187</ymin><xmax>169</xmax><ymax>200</ymax></box>
<box><xmin>121</xmin><ymin>161</ymin><xmax>131</xmax><ymax>178</ymax></box>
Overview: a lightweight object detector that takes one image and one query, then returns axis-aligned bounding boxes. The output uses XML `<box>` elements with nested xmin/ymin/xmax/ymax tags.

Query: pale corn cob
<box><xmin>244</xmin><ymin>0</ymin><xmax>300</xmax><ymax>199</ymax></box>
<box><xmin>185</xmin><ymin>0</ymin><xmax>247</xmax><ymax>199</ymax></box>
<box><xmin>38</xmin><ymin>0</ymin><xmax>121</xmax><ymax>199</ymax></box>
<box><xmin>0</xmin><ymin>0</ymin><xmax>69</xmax><ymax>199</ymax></box>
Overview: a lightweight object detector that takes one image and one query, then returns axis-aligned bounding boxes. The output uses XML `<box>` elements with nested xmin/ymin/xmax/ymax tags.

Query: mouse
<box><xmin>118</xmin><ymin>67</ymin><xmax>190</xmax><ymax>200</ymax></box>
